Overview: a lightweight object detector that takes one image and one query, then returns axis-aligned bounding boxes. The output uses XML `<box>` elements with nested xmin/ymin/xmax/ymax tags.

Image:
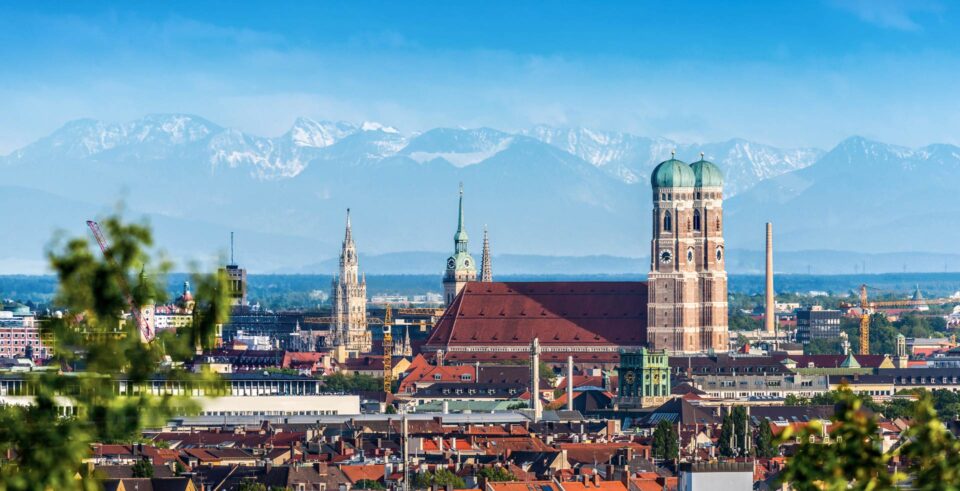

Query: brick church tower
<box><xmin>647</xmin><ymin>152</ymin><xmax>728</xmax><ymax>353</ymax></box>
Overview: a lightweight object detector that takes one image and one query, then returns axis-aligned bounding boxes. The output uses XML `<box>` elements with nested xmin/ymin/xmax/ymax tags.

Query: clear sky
<box><xmin>1</xmin><ymin>0</ymin><xmax>957</xmax><ymax>153</ymax></box>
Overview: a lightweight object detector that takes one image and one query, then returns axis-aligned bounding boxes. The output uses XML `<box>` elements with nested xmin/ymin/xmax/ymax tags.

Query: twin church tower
<box><xmin>333</xmin><ymin>152</ymin><xmax>728</xmax><ymax>355</ymax></box>
<box><xmin>647</xmin><ymin>152</ymin><xmax>728</xmax><ymax>353</ymax></box>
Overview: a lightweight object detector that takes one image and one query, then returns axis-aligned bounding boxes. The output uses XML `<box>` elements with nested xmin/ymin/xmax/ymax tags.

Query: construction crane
<box><xmin>86</xmin><ymin>220</ymin><xmax>153</xmax><ymax>342</ymax></box>
<box><xmin>383</xmin><ymin>304</ymin><xmax>393</xmax><ymax>394</ymax></box>
<box><xmin>844</xmin><ymin>284</ymin><xmax>956</xmax><ymax>355</ymax></box>
<box><xmin>396</xmin><ymin>308</ymin><xmax>445</xmax><ymax>316</ymax></box>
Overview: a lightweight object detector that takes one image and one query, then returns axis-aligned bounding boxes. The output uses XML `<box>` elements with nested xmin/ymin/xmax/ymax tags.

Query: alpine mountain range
<box><xmin>3</xmin><ymin>114</ymin><xmax>959</xmax><ymax>275</ymax></box>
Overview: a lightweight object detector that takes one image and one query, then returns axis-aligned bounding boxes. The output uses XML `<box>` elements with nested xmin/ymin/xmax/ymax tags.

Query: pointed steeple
<box><xmin>481</xmin><ymin>225</ymin><xmax>493</xmax><ymax>282</ymax></box>
<box><xmin>454</xmin><ymin>183</ymin><xmax>468</xmax><ymax>251</ymax></box>
<box><xmin>344</xmin><ymin>208</ymin><xmax>353</xmax><ymax>244</ymax></box>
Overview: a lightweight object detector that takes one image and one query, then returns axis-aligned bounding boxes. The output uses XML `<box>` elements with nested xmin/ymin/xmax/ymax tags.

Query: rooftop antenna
<box><xmin>230</xmin><ymin>232</ymin><xmax>235</xmax><ymax>265</ymax></box>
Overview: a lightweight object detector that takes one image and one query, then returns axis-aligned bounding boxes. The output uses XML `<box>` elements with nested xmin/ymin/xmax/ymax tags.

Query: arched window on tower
<box><xmin>693</xmin><ymin>210</ymin><xmax>701</xmax><ymax>231</ymax></box>
<box><xmin>663</xmin><ymin>211</ymin><xmax>672</xmax><ymax>232</ymax></box>
<box><xmin>716</xmin><ymin>216</ymin><xmax>721</xmax><ymax>231</ymax></box>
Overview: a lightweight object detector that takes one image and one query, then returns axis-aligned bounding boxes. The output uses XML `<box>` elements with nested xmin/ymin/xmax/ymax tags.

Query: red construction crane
<box><xmin>86</xmin><ymin>220</ymin><xmax>153</xmax><ymax>342</ymax></box>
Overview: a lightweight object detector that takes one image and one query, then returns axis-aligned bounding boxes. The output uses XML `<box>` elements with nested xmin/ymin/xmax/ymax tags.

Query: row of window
<box><xmin>660</xmin><ymin>210</ymin><xmax>721</xmax><ymax>233</ymax></box>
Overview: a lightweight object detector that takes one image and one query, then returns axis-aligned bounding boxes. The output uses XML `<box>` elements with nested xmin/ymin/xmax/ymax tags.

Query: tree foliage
<box><xmin>355</xmin><ymin>479</ymin><xmax>386</xmax><ymax>490</ymax></box>
<box><xmin>651</xmin><ymin>419</ymin><xmax>678</xmax><ymax>460</ymax></box>
<box><xmin>477</xmin><ymin>466</ymin><xmax>516</xmax><ymax>482</ymax></box>
<box><xmin>0</xmin><ymin>214</ymin><xmax>230</xmax><ymax>490</ymax></box>
<box><xmin>131</xmin><ymin>459</ymin><xmax>154</xmax><ymax>478</ymax></box>
<box><xmin>718</xmin><ymin>412</ymin><xmax>735</xmax><ymax>457</ymax></box>
<box><xmin>777</xmin><ymin>388</ymin><xmax>900</xmax><ymax>490</ymax></box>
<box><xmin>322</xmin><ymin>372</ymin><xmax>383</xmax><ymax>392</ymax></box>
<box><xmin>754</xmin><ymin>417</ymin><xmax>777</xmax><ymax>458</ymax></box>
<box><xmin>411</xmin><ymin>469</ymin><xmax>466</xmax><ymax>490</ymax></box>
<box><xmin>899</xmin><ymin>394</ymin><xmax>960</xmax><ymax>490</ymax></box>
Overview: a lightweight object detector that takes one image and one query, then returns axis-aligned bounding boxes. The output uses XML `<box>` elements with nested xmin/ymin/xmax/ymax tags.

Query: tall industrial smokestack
<box><xmin>531</xmin><ymin>338</ymin><xmax>542</xmax><ymax>422</ymax></box>
<box><xmin>566</xmin><ymin>356</ymin><xmax>574</xmax><ymax>412</ymax></box>
<box><xmin>765</xmin><ymin>222</ymin><xmax>775</xmax><ymax>334</ymax></box>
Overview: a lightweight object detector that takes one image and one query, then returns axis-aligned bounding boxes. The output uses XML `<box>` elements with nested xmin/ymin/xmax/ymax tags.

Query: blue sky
<box><xmin>0</xmin><ymin>0</ymin><xmax>958</xmax><ymax>152</ymax></box>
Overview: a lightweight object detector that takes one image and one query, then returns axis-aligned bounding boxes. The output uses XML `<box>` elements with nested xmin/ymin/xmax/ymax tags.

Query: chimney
<box><xmin>531</xmin><ymin>338</ymin><xmax>542</xmax><ymax>422</ymax></box>
<box><xmin>765</xmin><ymin>222</ymin><xmax>776</xmax><ymax>335</ymax></box>
<box><xmin>566</xmin><ymin>356</ymin><xmax>574</xmax><ymax>412</ymax></box>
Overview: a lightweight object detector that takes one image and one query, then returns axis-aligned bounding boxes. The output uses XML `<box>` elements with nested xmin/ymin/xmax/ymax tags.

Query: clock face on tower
<box><xmin>464</xmin><ymin>259</ymin><xmax>470</xmax><ymax>267</ymax></box>
<box><xmin>687</xmin><ymin>248</ymin><xmax>694</xmax><ymax>263</ymax></box>
<box><xmin>447</xmin><ymin>258</ymin><xmax>456</xmax><ymax>269</ymax></box>
<box><xmin>659</xmin><ymin>250</ymin><xmax>672</xmax><ymax>264</ymax></box>
<box><xmin>716</xmin><ymin>246</ymin><xmax>724</xmax><ymax>262</ymax></box>
<box><xmin>624</xmin><ymin>370</ymin><xmax>635</xmax><ymax>384</ymax></box>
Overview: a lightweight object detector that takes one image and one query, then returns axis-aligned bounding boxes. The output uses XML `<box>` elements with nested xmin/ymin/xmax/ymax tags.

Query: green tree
<box><xmin>322</xmin><ymin>372</ymin><xmax>383</xmax><ymax>392</ymax></box>
<box><xmin>731</xmin><ymin>406</ymin><xmax>748</xmax><ymax>455</ymax></box>
<box><xmin>131</xmin><ymin>458</ymin><xmax>154</xmax><ymax>478</ymax></box>
<box><xmin>784</xmin><ymin>394</ymin><xmax>810</xmax><ymax>406</ymax></box>
<box><xmin>753</xmin><ymin>418</ymin><xmax>777</xmax><ymax>458</ymax></box>
<box><xmin>804</xmin><ymin>338</ymin><xmax>841</xmax><ymax>355</ymax></box>
<box><xmin>880</xmin><ymin>397</ymin><xmax>915</xmax><ymax>420</ymax></box>
<box><xmin>411</xmin><ymin>469</ymin><xmax>466</xmax><ymax>490</ymax></box>
<box><xmin>355</xmin><ymin>479</ymin><xmax>386</xmax><ymax>490</ymax></box>
<box><xmin>777</xmin><ymin>388</ymin><xmax>901</xmax><ymax>490</ymax></box>
<box><xmin>651</xmin><ymin>419</ymin><xmax>679</xmax><ymax>460</ymax></box>
<box><xmin>718</xmin><ymin>412</ymin><xmax>735</xmax><ymax>457</ymax></box>
<box><xmin>932</xmin><ymin>389</ymin><xmax>960</xmax><ymax>420</ymax></box>
<box><xmin>899</xmin><ymin>394</ymin><xmax>960</xmax><ymax>490</ymax></box>
<box><xmin>476</xmin><ymin>466</ymin><xmax>516</xmax><ymax>482</ymax></box>
<box><xmin>0</xmin><ymin>214</ymin><xmax>229</xmax><ymax>490</ymax></box>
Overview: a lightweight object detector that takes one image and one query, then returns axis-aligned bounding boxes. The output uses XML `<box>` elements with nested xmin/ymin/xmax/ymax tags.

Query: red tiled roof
<box><xmin>341</xmin><ymin>464</ymin><xmax>387</xmax><ymax>483</ymax></box>
<box><xmin>487</xmin><ymin>481</ymin><xmax>556</xmax><ymax>491</ymax></box>
<box><xmin>563</xmin><ymin>481</ymin><xmax>628</xmax><ymax>491</ymax></box>
<box><xmin>425</xmin><ymin>281</ymin><xmax>647</xmax><ymax>350</ymax></box>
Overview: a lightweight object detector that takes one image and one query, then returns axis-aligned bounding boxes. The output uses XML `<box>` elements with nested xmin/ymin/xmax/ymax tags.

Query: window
<box><xmin>693</xmin><ymin>210</ymin><xmax>701</xmax><ymax>231</ymax></box>
<box><xmin>663</xmin><ymin>212</ymin><xmax>672</xmax><ymax>232</ymax></box>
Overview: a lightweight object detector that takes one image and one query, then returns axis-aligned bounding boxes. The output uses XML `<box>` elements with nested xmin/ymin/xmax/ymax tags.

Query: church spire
<box><xmin>344</xmin><ymin>208</ymin><xmax>353</xmax><ymax>244</ymax></box>
<box><xmin>481</xmin><ymin>225</ymin><xmax>493</xmax><ymax>282</ymax></box>
<box><xmin>454</xmin><ymin>183</ymin><xmax>468</xmax><ymax>252</ymax></box>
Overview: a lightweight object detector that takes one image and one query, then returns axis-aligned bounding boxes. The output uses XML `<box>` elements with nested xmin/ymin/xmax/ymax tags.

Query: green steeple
<box><xmin>454</xmin><ymin>183</ymin><xmax>468</xmax><ymax>251</ymax></box>
<box><xmin>445</xmin><ymin>183</ymin><xmax>477</xmax><ymax>275</ymax></box>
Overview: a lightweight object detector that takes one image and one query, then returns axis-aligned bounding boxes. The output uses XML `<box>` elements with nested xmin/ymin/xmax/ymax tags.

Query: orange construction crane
<box><xmin>844</xmin><ymin>284</ymin><xmax>956</xmax><ymax>355</ymax></box>
<box><xmin>87</xmin><ymin>220</ymin><xmax>153</xmax><ymax>342</ymax></box>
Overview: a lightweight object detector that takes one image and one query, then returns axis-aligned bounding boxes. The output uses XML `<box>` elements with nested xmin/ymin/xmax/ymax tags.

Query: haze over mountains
<box><xmin>3</xmin><ymin>114</ymin><xmax>958</xmax><ymax>275</ymax></box>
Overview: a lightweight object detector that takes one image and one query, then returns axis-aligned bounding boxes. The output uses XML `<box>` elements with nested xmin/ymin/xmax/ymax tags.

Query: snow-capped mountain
<box><xmin>724</xmin><ymin>136</ymin><xmax>960</xmax><ymax>253</ymax></box>
<box><xmin>524</xmin><ymin>126</ymin><xmax>823</xmax><ymax>196</ymax></box>
<box><xmin>5</xmin><ymin>114</ymin><xmax>957</xmax><ymax>274</ymax></box>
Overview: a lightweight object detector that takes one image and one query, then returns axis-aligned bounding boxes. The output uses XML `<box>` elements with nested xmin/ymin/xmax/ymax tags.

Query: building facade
<box><xmin>443</xmin><ymin>185</ymin><xmax>478</xmax><ymax>306</ymax></box>
<box><xmin>796</xmin><ymin>307</ymin><xmax>842</xmax><ymax>344</ymax></box>
<box><xmin>330</xmin><ymin>209</ymin><xmax>371</xmax><ymax>355</ymax></box>
<box><xmin>617</xmin><ymin>347</ymin><xmax>670</xmax><ymax>408</ymax></box>
<box><xmin>0</xmin><ymin>310</ymin><xmax>49</xmax><ymax>360</ymax></box>
<box><xmin>647</xmin><ymin>152</ymin><xmax>728</xmax><ymax>353</ymax></box>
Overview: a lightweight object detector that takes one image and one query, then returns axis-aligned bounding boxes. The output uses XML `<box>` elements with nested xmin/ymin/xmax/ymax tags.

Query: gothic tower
<box><xmin>480</xmin><ymin>226</ymin><xmax>493</xmax><ymax>282</ymax></box>
<box><xmin>331</xmin><ymin>209</ymin><xmax>371</xmax><ymax>355</ymax></box>
<box><xmin>443</xmin><ymin>184</ymin><xmax>478</xmax><ymax>305</ymax></box>
<box><xmin>690</xmin><ymin>153</ymin><xmax>728</xmax><ymax>352</ymax></box>
<box><xmin>647</xmin><ymin>152</ymin><xmax>728</xmax><ymax>353</ymax></box>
